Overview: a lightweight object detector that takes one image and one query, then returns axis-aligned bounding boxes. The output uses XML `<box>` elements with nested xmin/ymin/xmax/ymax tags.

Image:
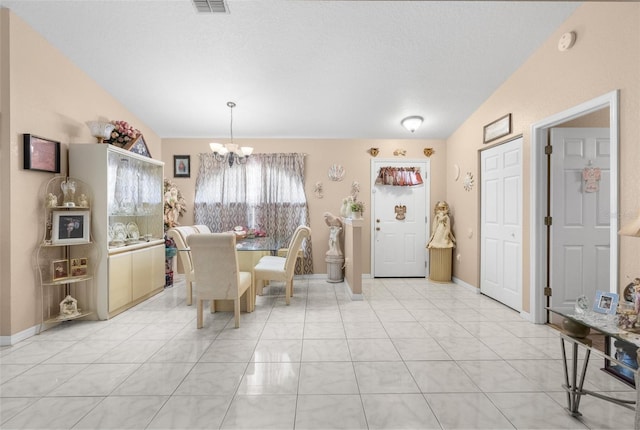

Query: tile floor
<box><xmin>0</xmin><ymin>276</ymin><xmax>636</xmax><ymax>429</ymax></box>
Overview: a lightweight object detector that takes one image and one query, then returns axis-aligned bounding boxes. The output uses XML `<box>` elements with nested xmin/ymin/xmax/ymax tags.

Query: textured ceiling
<box><xmin>2</xmin><ymin>1</ymin><xmax>580</xmax><ymax>139</ymax></box>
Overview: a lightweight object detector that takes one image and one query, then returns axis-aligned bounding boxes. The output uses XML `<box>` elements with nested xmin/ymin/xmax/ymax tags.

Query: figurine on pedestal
<box><xmin>427</xmin><ymin>201</ymin><xmax>456</xmax><ymax>283</ymax></box>
<box><xmin>324</xmin><ymin>212</ymin><xmax>344</xmax><ymax>283</ymax></box>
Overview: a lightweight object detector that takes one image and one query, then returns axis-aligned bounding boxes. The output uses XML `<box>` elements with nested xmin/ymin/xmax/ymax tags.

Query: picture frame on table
<box><xmin>483</xmin><ymin>113</ymin><xmax>512</xmax><ymax>144</ymax></box>
<box><xmin>23</xmin><ymin>134</ymin><xmax>61</xmax><ymax>173</ymax></box>
<box><xmin>51</xmin><ymin>210</ymin><xmax>91</xmax><ymax>245</ymax></box>
<box><xmin>174</xmin><ymin>155</ymin><xmax>190</xmax><ymax>178</ymax></box>
<box><xmin>593</xmin><ymin>290</ymin><xmax>619</xmax><ymax>314</ymax></box>
<box><xmin>51</xmin><ymin>259</ymin><xmax>68</xmax><ymax>281</ymax></box>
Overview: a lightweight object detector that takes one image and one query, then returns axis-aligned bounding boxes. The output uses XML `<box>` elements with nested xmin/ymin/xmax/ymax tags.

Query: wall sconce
<box><xmin>401</xmin><ymin>116</ymin><xmax>423</xmax><ymax>133</ymax></box>
<box><xmin>619</xmin><ymin>210</ymin><xmax>640</xmax><ymax>237</ymax></box>
<box><xmin>369</xmin><ymin>148</ymin><xmax>379</xmax><ymax>157</ymax></box>
<box><xmin>423</xmin><ymin>148</ymin><xmax>434</xmax><ymax>157</ymax></box>
<box><xmin>86</xmin><ymin>121</ymin><xmax>115</xmax><ymax>143</ymax></box>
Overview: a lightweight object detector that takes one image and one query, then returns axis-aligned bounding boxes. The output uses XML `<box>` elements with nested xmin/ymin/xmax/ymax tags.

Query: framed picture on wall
<box><xmin>483</xmin><ymin>113</ymin><xmax>512</xmax><ymax>144</ymax></box>
<box><xmin>23</xmin><ymin>134</ymin><xmax>61</xmax><ymax>173</ymax></box>
<box><xmin>174</xmin><ymin>155</ymin><xmax>190</xmax><ymax>178</ymax></box>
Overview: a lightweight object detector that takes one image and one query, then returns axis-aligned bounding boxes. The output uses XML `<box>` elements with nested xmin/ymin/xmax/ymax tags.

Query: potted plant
<box><xmin>350</xmin><ymin>201</ymin><xmax>364</xmax><ymax>219</ymax></box>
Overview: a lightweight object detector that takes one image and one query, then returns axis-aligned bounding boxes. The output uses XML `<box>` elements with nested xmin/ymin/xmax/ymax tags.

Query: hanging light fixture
<box><xmin>209</xmin><ymin>101</ymin><xmax>253</xmax><ymax>167</ymax></box>
<box><xmin>401</xmin><ymin>115</ymin><xmax>424</xmax><ymax>133</ymax></box>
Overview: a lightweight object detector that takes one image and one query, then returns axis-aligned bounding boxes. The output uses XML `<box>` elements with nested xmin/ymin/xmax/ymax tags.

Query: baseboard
<box><xmin>0</xmin><ymin>324</ymin><xmax>40</xmax><ymax>346</ymax></box>
<box><xmin>452</xmin><ymin>276</ymin><xmax>479</xmax><ymax>293</ymax></box>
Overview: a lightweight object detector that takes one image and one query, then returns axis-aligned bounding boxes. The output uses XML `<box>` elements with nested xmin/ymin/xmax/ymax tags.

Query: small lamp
<box><xmin>401</xmin><ymin>116</ymin><xmax>423</xmax><ymax>133</ymax></box>
<box><xmin>86</xmin><ymin>121</ymin><xmax>115</xmax><ymax>143</ymax></box>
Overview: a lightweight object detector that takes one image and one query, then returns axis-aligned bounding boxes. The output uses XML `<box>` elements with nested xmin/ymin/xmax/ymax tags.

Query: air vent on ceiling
<box><xmin>193</xmin><ymin>0</ymin><xmax>229</xmax><ymax>14</ymax></box>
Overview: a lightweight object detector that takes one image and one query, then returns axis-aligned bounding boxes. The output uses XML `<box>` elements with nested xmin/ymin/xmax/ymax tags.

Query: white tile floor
<box><xmin>1</xmin><ymin>276</ymin><xmax>636</xmax><ymax>429</ymax></box>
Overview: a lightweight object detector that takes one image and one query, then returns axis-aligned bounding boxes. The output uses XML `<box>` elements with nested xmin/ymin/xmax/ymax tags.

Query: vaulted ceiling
<box><xmin>3</xmin><ymin>0</ymin><xmax>581</xmax><ymax>139</ymax></box>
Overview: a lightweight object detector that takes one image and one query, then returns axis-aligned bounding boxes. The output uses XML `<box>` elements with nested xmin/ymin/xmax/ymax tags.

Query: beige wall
<box><xmin>446</xmin><ymin>2</ymin><xmax>640</xmax><ymax>310</ymax></box>
<box><xmin>161</xmin><ymin>138</ymin><xmax>447</xmax><ymax>275</ymax></box>
<box><xmin>0</xmin><ymin>9</ymin><xmax>161</xmax><ymax>339</ymax></box>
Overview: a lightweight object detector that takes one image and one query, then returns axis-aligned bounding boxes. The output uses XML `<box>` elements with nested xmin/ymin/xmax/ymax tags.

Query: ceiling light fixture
<box><xmin>401</xmin><ymin>115</ymin><xmax>423</xmax><ymax>133</ymax></box>
<box><xmin>209</xmin><ymin>101</ymin><xmax>253</xmax><ymax>167</ymax></box>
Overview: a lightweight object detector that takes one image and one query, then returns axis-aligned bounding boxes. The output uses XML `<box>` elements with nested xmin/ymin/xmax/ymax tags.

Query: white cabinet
<box><xmin>69</xmin><ymin>144</ymin><xmax>165</xmax><ymax>319</ymax></box>
<box><xmin>36</xmin><ymin>176</ymin><xmax>98</xmax><ymax>332</ymax></box>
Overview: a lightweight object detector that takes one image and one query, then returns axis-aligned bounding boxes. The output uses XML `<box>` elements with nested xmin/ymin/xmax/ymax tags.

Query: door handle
<box><xmin>376</xmin><ymin>219</ymin><xmax>380</xmax><ymax>223</ymax></box>
<box><xmin>376</xmin><ymin>227</ymin><xmax>380</xmax><ymax>231</ymax></box>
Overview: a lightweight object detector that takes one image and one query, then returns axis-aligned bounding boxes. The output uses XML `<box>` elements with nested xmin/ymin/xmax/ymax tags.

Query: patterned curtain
<box><xmin>194</xmin><ymin>152</ymin><xmax>313</xmax><ymax>274</ymax></box>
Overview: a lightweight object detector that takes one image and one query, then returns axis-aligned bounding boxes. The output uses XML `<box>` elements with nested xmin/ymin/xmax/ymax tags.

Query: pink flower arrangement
<box><xmin>108</xmin><ymin>120</ymin><xmax>141</xmax><ymax>146</ymax></box>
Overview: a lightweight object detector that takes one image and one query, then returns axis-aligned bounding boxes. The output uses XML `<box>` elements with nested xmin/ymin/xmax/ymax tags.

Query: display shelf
<box><xmin>36</xmin><ymin>176</ymin><xmax>98</xmax><ymax>333</ymax></box>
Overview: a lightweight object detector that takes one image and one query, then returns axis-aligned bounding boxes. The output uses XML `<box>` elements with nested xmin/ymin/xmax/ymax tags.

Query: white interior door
<box><xmin>481</xmin><ymin>137</ymin><xmax>523</xmax><ymax>310</ymax></box>
<box><xmin>372</xmin><ymin>160</ymin><xmax>429</xmax><ymax>277</ymax></box>
<box><xmin>550</xmin><ymin>128</ymin><xmax>610</xmax><ymax>308</ymax></box>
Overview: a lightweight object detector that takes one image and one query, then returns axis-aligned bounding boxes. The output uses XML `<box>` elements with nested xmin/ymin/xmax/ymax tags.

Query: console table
<box><xmin>548</xmin><ymin>307</ymin><xmax>640</xmax><ymax>428</ymax></box>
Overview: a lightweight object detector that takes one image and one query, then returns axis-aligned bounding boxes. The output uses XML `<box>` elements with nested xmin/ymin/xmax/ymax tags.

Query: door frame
<box><xmin>370</xmin><ymin>158</ymin><xmax>430</xmax><ymax>277</ymax></box>
<box><xmin>530</xmin><ymin>90</ymin><xmax>619</xmax><ymax>324</ymax></box>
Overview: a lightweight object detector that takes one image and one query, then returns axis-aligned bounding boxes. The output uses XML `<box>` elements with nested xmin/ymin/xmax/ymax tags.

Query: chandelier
<box><xmin>209</xmin><ymin>101</ymin><xmax>253</xmax><ymax>167</ymax></box>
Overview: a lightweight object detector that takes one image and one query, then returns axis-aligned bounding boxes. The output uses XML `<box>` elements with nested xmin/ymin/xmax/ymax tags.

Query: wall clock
<box><xmin>463</xmin><ymin>172</ymin><xmax>474</xmax><ymax>191</ymax></box>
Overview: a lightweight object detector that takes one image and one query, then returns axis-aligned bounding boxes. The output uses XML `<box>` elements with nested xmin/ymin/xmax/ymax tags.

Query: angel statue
<box><xmin>427</xmin><ymin>201</ymin><xmax>456</xmax><ymax>249</ymax></box>
<box><xmin>324</xmin><ymin>212</ymin><xmax>343</xmax><ymax>256</ymax></box>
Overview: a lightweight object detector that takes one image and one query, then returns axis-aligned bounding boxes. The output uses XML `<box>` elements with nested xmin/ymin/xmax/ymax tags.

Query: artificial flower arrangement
<box><xmin>164</xmin><ymin>179</ymin><xmax>187</xmax><ymax>230</ymax></box>
<box><xmin>232</xmin><ymin>226</ymin><xmax>267</xmax><ymax>239</ymax></box>
<box><xmin>350</xmin><ymin>200</ymin><xmax>365</xmax><ymax>213</ymax></box>
<box><xmin>107</xmin><ymin>120</ymin><xmax>141</xmax><ymax>147</ymax></box>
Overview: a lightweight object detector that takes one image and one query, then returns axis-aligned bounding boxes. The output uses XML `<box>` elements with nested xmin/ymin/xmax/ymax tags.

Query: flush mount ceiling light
<box><xmin>209</xmin><ymin>101</ymin><xmax>253</xmax><ymax>167</ymax></box>
<box><xmin>401</xmin><ymin>115</ymin><xmax>423</xmax><ymax>133</ymax></box>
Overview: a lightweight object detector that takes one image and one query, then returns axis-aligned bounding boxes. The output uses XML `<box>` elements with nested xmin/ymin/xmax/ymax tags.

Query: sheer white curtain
<box><xmin>194</xmin><ymin>153</ymin><xmax>312</xmax><ymax>273</ymax></box>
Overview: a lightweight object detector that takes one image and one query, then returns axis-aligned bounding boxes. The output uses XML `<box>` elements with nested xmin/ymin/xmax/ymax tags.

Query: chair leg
<box><xmin>255</xmin><ymin>277</ymin><xmax>264</xmax><ymax>296</ymax></box>
<box><xmin>187</xmin><ymin>281</ymin><xmax>193</xmax><ymax>306</ymax></box>
<box><xmin>234</xmin><ymin>298</ymin><xmax>240</xmax><ymax>328</ymax></box>
<box><xmin>196</xmin><ymin>298</ymin><xmax>203</xmax><ymax>329</ymax></box>
<box><xmin>285</xmin><ymin>280</ymin><xmax>291</xmax><ymax>305</ymax></box>
<box><xmin>245</xmin><ymin>287</ymin><xmax>252</xmax><ymax>313</ymax></box>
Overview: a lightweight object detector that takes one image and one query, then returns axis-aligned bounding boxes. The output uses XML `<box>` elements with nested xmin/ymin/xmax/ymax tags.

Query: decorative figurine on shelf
<box><xmin>427</xmin><ymin>201</ymin><xmax>456</xmax><ymax>249</ymax></box>
<box><xmin>633</xmin><ymin>278</ymin><xmax>640</xmax><ymax>314</ymax></box>
<box><xmin>46</xmin><ymin>193</ymin><xmax>58</xmax><ymax>208</ymax></box>
<box><xmin>324</xmin><ymin>212</ymin><xmax>343</xmax><ymax>257</ymax></box>
<box><xmin>60</xmin><ymin>179</ymin><xmax>76</xmax><ymax>207</ymax></box>
<box><xmin>77</xmin><ymin>193</ymin><xmax>89</xmax><ymax>208</ymax></box>
<box><xmin>59</xmin><ymin>295</ymin><xmax>79</xmax><ymax>318</ymax></box>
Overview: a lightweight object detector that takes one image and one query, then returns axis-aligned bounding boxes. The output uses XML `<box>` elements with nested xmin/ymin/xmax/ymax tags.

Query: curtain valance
<box><xmin>375</xmin><ymin>167</ymin><xmax>423</xmax><ymax>186</ymax></box>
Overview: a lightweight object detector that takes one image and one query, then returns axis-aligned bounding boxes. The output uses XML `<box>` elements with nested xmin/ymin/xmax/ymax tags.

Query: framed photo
<box><xmin>123</xmin><ymin>134</ymin><xmax>151</xmax><ymax>158</ymax></box>
<box><xmin>174</xmin><ymin>155</ymin><xmax>190</xmax><ymax>178</ymax></box>
<box><xmin>23</xmin><ymin>134</ymin><xmax>61</xmax><ymax>173</ymax></box>
<box><xmin>70</xmin><ymin>257</ymin><xmax>88</xmax><ymax>277</ymax></box>
<box><xmin>51</xmin><ymin>259</ymin><xmax>68</xmax><ymax>281</ymax></box>
<box><xmin>51</xmin><ymin>211</ymin><xmax>90</xmax><ymax>245</ymax></box>
<box><xmin>593</xmin><ymin>290</ymin><xmax>619</xmax><ymax>314</ymax></box>
<box><xmin>483</xmin><ymin>113</ymin><xmax>512</xmax><ymax>144</ymax></box>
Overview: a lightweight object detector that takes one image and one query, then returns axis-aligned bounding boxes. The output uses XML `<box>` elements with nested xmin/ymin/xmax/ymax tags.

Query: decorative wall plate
<box><xmin>463</xmin><ymin>172</ymin><xmax>474</xmax><ymax>191</ymax></box>
<box><xmin>111</xmin><ymin>222</ymin><xmax>127</xmax><ymax>241</ymax></box>
<box><xmin>126</xmin><ymin>222</ymin><xmax>139</xmax><ymax>240</ymax></box>
<box><xmin>328</xmin><ymin>164</ymin><xmax>345</xmax><ymax>181</ymax></box>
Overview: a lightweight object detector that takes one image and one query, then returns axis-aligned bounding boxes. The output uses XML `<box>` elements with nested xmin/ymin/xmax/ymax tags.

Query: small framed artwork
<box><xmin>123</xmin><ymin>134</ymin><xmax>151</xmax><ymax>158</ymax></box>
<box><xmin>174</xmin><ymin>155</ymin><xmax>190</xmax><ymax>178</ymax></box>
<box><xmin>70</xmin><ymin>257</ymin><xmax>88</xmax><ymax>277</ymax></box>
<box><xmin>593</xmin><ymin>290</ymin><xmax>619</xmax><ymax>314</ymax></box>
<box><xmin>51</xmin><ymin>259</ymin><xmax>69</xmax><ymax>281</ymax></box>
<box><xmin>23</xmin><ymin>134</ymin><xmax>61</xmax><ymax>173</ymax></box>
<box><xmin>51</xmin><ymin>211</ymin><xmax>91</xmax><ymax>245</ymax></box>
<box><xmin>483</xmin><ymin>113</ymin><xmax>512</xmax><ymax>144</ymax></box>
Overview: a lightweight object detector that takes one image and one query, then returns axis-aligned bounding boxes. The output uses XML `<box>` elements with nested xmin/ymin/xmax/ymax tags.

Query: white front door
<box><xmin>550</xmin><ymin>128</ymin><xmax>610</xmax><ymax>308</ymax></box>
<box><xmin>371</xmin><ymin>159</ymin><xmax>429</xmax><ymax>277</ymax></box>
<box><xmin>480</xmin><ymin>137</ymin><xmax>523</xmax><ymax>310</ymax></box>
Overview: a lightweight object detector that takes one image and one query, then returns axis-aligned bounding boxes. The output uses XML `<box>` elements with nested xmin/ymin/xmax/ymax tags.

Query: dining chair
<box><xmin>166</xmin><ymin>225</ymin><xmax>201</xmax><ymax>305</ymax></box>
<box><xmin>187</xmin><ymin>233</ymin><xmax>252</xmax><ymax>328</ymax></box>
<box><xmin>261</xmin><ymin>225</ymin><xmax>305</xmax><ymax>265</ymax></box>
<box><xmin>253</xmin><ymin>226</ymin><xmax>311</xmax><ymax>305</ymax></box>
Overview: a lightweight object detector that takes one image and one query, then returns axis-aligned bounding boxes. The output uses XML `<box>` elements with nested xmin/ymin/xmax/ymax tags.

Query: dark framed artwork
<box><xmin>51</xmin><ymin>210</ymin><xmax>91</xmax><ymax>245</ymax></box>
<box><xmin>483</xmin><ymin>113</ymin><xmax>512</xmax><ymax>144</ymax></box>
<box><xmin>23</xmin><ymin>134</ymin><xmax>61</xmax><ymax>173</ymax></box>
<box><xmin>174</xmin><ymin>155</ymin><xmax>190</xmax><ymax>178</ymax></box>
<box><xmin>123</xmin><ymin>135</ymin><xmax>151</xmax><ymax>158</ymax></box>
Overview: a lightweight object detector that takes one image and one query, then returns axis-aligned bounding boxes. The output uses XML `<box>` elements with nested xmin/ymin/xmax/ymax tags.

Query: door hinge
<box><xmin>545</xmin><ymin>144</ymin><xmax>553</xmax><ymax>155</ymax></box>
<box><xmin>544</xmin><ymin>216</ymin><xmax>552</xmax><ymax>226</ymax></box>
<box><xmin>544</xmin><ymin>287</ymin><xmax>552</xmax><ymax>296</ymax></box>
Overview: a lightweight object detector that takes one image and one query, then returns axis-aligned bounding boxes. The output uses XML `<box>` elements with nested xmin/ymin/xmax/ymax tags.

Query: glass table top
<box><xmin>548</xmin><ymin>306</ymin><xmax>640</xmax><ymax>347</ymax></box>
